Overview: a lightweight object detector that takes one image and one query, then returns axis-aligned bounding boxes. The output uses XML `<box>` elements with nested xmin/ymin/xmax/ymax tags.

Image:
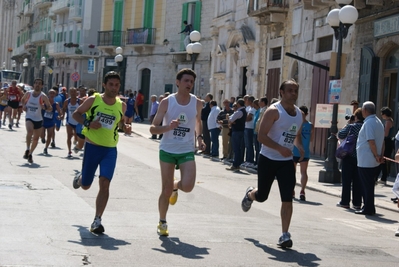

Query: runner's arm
<box><xmin>72</xmin><ymin>96</ymin><xmax>95</xmax><ymax>125</ymax></box>
<box><xmin>42</xmin><ymin>95</ymin><xmax>53</xmax><ymax>112</ymax></box>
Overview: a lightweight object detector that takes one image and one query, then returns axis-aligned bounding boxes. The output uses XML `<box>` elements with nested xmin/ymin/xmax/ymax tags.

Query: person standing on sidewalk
<box><xmin>21</xmin><ymin>78</ymin><xmax>52</xmax><ymax>163</ymax></box>
<box><xmin>336</xmin><ymin>108</ymin><xmax>363</xmax><ymax>209</ymax></box>
<box><xmin>149</xmin><ymin>68</ymin><xmax>205</xmax><ymax>236</ymax></box>
<box><xmin>243</xmin><ymin>96</ymin><xmax>256</xmax><ymax>168</ymax></box>
<box><xmin>355</xmin><ymin>101</ymin><xmax>384</xmax><ymax>215</ymax></box>
<box><xmin>72</xmin><ymin>71</ymin><xmax>126</xmax><ymax>234</ymax></box>
<box><xmin>217</xmin><ymin>99</ymin><xmax>234</xmax><ymax>160</ymax></box>
<box><xmin>201</xmin><ymin>93</ymin><xmax>212</xmax><ymax>155</ymax></box>
<box><xmin>378</xmin><ymin>107</ymin><xmax>394</xmax><ymax>185</ymax></box>
<box><xmin>207</xmin><ymin>100</ymin><xmax>221</xmax><ymax>159</ymax></box>
<box><xmin>149</xmin><ymin>95</ymin><xmax>159</xmax><ymax>139</ymax></box>
<box><xmin>241</xmin><ymin>79</ymin><xmax>304</xmax><ymax>248</ymax></box>
<box><xmin>293</xmin><ymin>105</ymin><xmax>314</xmax><ymax>201</ymax></box>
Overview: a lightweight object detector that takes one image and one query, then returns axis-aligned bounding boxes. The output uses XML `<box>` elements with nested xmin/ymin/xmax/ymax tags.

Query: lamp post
<box><xmin>114</xmin><ymin>46</ymin><xmax>123</xmax><ymax>73</ymax></box>
<box><xmin>40</xmin><ymin>56</ymin><xmax>46</xmax><ymax>83</ymax></box>
<box><xmin>186</xmin><ymin>31</ymin><xmax>202</xmax><ymax>71</ymax></box>
<box><xmin>11</xmin><ymin>60</ymin><xmax>16</xmax><ymax>71</ymax></box>
<box><xmin>318</xmin><ymin>0</ymin><xmax>358</xmax><ymax>183</ymax></box>
<box><xmin>23</xmin><ymin>58</ymin><xmax>29</xmax><ymax>84</ymax></box>
<box><xmin>2</xmin><ymin>62</ymin><xmax>5</xmax><ymax>70</ymax></box>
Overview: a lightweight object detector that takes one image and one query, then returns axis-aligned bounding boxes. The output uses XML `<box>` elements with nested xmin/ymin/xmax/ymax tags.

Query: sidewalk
<box><xmin>131</xmin><ymin>121</ymin><xmax>399</xmax><ymax>213</ymax></box>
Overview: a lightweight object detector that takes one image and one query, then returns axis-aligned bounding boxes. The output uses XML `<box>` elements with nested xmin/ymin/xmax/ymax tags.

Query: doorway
<box><xmin>240</xmin><ymin>67</ymin><xmax>247</xmax><ymax>97</ymax></box>
<box><xmin>141</xmin><ymin>68</ymin><xmax>151</xmax><ymax>119</ymax></box>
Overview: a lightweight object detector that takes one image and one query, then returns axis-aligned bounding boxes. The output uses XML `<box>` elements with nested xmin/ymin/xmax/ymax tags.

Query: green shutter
<box><xmin>36</xmin><ymin>46</ymin><xmax>42</xmax><ymax>59</ymax></box>
<box><xmin>194</xmin><ymin>1</ymin><xmax>201</xmax><ymax>32</ymax></box>
<box><xmin>69</xmin><ymin>31</ymin><xmax>72</xmax><ymax>42</ymax></box>
<box><xmin>143</xmin><ymin>0</ymin><xmax>154</xmax><ymax>44</ymax></box>
<box><xmin>180</xmin><ymin>3</ymin><xmax>189</xmax><ymax>51</ymax></box>
<box><xmin>77</xmin><ymin>30</ymin><xmax>80</xmax><ymax>44</ymax></box>
<box><xmin>113</xmin><ymin>0</ymin><xmax>124</xmax><ymax>46</ymax></box>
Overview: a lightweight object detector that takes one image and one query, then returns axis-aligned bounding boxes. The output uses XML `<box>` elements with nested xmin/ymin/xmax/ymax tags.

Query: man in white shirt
<box><xmin>207</xmin><ymin>100</ymin><xmax>221</xmax><ymax>159</ymax></box>
<box><xmin>244</xmin><ymin>96</ymin><xmax>256</xmax><ymax>168</ymax></box>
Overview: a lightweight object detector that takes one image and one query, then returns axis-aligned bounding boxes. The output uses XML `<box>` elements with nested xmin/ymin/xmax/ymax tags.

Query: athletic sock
<box><xmin>160</xmin><ymin>219</ymin><xmax>167</xmax><ymax>224</ymax></box>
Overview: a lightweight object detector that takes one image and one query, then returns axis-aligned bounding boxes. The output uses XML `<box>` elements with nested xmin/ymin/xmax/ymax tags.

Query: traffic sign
<box><xmin>314</xmin><ymin>104</ymin><xmax>353</xmax><ymax>129</ymax></box>
<box><xmin>328</xmin><ymin>80</ymin><xmax>342</xmax><ymax>104</ymax></box>
<box><xmin>71</xmin><ymin>72</ymin><xmax>80</xmax><ymax>82</ymax></box>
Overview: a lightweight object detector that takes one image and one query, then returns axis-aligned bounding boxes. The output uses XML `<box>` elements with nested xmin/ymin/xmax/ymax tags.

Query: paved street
<box><xmin>1</xmin><ymin>118</ymin><xmax>399</xmax><ymax>266</ymax></box>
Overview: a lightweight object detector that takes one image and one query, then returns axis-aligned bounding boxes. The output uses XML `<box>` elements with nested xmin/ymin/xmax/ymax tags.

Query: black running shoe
<box><xmin>51</xmin><ymin>141</ymin><xmax>55</xmax><ymax>148</ymax></box>
<box><xmin>23</xmin><ymin>150</ymin><xmax>29</xmax><ymax>159</ymax></box>
<box><xmin>28</xmin><ymin>154</ymin><xmax>33</xmax><ymax>163</ymax></box>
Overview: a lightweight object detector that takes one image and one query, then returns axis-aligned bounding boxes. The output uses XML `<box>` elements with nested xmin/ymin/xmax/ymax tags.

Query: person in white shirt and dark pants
<box><xmin>207</xmin><ymin>100</ymin><xmax>221</xmax><ymax>159</ymax></box>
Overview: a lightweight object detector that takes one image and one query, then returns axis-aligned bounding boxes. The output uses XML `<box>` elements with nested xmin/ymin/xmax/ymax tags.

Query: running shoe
<box><xmin>28</xmin><ymin>154</ymin><xmax>33</xmax><ymax>163</ymax></box>
<box><xmin>73</xmin><ymin>174</ymin><xmax>81</xmax><ymax>189</ymax></box>
<box><xmin>169</xmin><ymin>189</ymin><xmax>178</xmax><ymax>205</ymax></box>
<box><xmin>157</xmin><ymin>221</ymin><xmax>169</xmax><ymax>236</ymax></box>
<box><xmin>241</xmin><ymin>186</ymin><xmax>254</xmax><ymax>212</ymax></box>
<box><xmin>43</xmin><ymin>148</ymin><xmax>48</xmax><ymax>155</ymax></box>
<box><xmin>67</xmin><ymin>152</ymin><xmax>73</xmax><ymax>158</ymax></box>
<box><xmin>23</xmin><ymin>150</ymin><xmax>29</xmax><ymax>159</ymax></box>
<box><xmin>226</xmin><ymin>166</ymin><xmax>240</xmax><ymax>172</ymax></box>
<box><xmin>15</xmin><ymin>122</ymin><xmax>19</xmax><ymax>128</ymax></box>
<box><xmin>299</xmin><ymin>191</ymin><xmax>306</xmax><ymax>201</ymax></box>
<box><xmin>90</xmin><ymin>218</ymin><xmax>105</xmax><ymax>234</ymax></box>
<box><xmin>278</xmin><ymin>232</ymin><xmax>293</xmax><ymax>248</ymax></box>
<box><xmin>395</xmin><ymin>228</ymin><xmax>399</xmax><ymax>237</ymax></box>
<box><xmin>8</xmin><ymin>124</ymin><xmax>12</xmax><ymax>130</ymax></box>
<box><xmin>73</xmin><ymin>146</ymin><xmax>80</xmax><ymax>154</ymax></box>
<box><xmin>41</xmin><ymin>138</ymin><xmax>45</xmax><ymax>144</ymax></box>
<box><xmin>51</xmin><ymin>141</ymin><xmax>55</xmax><ymax>148</ymax></box>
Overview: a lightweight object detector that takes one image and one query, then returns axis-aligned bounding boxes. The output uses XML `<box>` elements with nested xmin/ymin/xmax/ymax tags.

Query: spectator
<box><xmin>226</xmin><ymin>99</ymin><xmax>246</xmax><ymax>172</ymax></box>
<box><xmin>179</xmin><ymin>20</ymin><xmax>193</xmax><ymax>48</ymax></box>
<box><xmin>378</xmin><ymin>107</ymin><xmax>394</xmax><ymax>185</ymax></box>
<box><xmin>254</xmin><ymin>97</ymin><xmax>268</xmax><ymax>164</ymax></box>
<box><xmin>207</xmin><ymin>100</ymin><xmax>221</xmax><ymax>159</ymax></box>
<box><xmin>217</xmin><ymin>99</ymin><xmax>234</xmax><ymax>161</ymax></box>
<box><xmin>229</xmin><ymin>96</ymin><xmax>235</xmax><ymax>108</ymax></box>
<box><xmin>336</xmin><ymin>108</ymin><xmax>363</xmax><ymax>209</ymax></box>
<box><xmin>252</xmin><ymin>99</ymin><xmax>260</xmax><ymax>167</ymax></box>
<box><xmin>135</xmin><ymin>90</ymin><xmax>144</xmax><ymax>122</ymax></box>
<box><xmin>150</xmin><ymin>95</ymin><xmax>159</xmax><ymax>139</ymax></box>
<box><xmin>355</xmin><ymin>101</ymin><xmax>384</xmax><ymax>215</ymax></box>
<box><xmin>243</xmin><ymin>96</ymin><xmax>256</xmax><ymax>168</ymax></box>
<box><xmin>201</xmin><ymin>93</ymin><xmax>213</xmax><ymax>155</ymax></box>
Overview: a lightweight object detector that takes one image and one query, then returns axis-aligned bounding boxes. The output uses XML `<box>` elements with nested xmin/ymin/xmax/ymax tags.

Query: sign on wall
<box><xmin>314</xmin><ymin>104</ymin><xmax>353</xmax><ymax>129</ymax></box>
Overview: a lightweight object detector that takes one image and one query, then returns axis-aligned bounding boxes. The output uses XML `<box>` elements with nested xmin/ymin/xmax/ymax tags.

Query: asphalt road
<box><xmin>1</xmin><ymin>119</ymin><xmax>398</xmax><ymax>266</ymax></box>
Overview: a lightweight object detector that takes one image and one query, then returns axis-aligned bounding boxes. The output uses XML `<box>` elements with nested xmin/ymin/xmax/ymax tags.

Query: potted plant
<box><xmin>88</xmin><ymin>44</ymin><xmax>95</xmax><ymax>48</ymax></box>
<box><xmin>73</xmin><ymin>43</ymin><xmax>79</xmax><ymax>47</ymax></box>
<box><xmin>75</xmin><ymin>48</ymin><xmax>82</xmax><ymax>54</ymax></box>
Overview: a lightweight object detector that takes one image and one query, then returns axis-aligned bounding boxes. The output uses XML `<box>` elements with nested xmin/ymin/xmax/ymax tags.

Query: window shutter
<box><xmin>194</xmin><ymin>1</ymin><xmax>202</xmax><ymax>32</ymax></box>
<box><xmin>180</xmin><ymin>3</ymin><xmax>189</xmax><ymax>51</ymax></box>
<box><xmin>143</xmin><ymin>0</ymin><xmax>154</xmax><ymax>28</ymax></box>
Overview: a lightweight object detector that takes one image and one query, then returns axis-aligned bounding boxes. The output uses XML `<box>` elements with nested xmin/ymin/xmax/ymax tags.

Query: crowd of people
<box><xmin>2</xmin><ymin>67</ymin><xmax>399</xmax><ymax>245</ymax></box>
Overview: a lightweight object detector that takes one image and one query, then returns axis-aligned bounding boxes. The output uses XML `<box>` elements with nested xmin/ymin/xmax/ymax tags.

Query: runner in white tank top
<box><xmin>150</xmin><ymin>68</ymin><xmax>205</xmax><ymax>237</ymax></box>
<box><xmin>21</xmin><ymin>78</ymin><xmax>52</xmax><ymax>164</ymax></box>
<box><xmin>240</xmin><ymin>79</ymin><xmax>305</xmax><ymax>249</ymax></box>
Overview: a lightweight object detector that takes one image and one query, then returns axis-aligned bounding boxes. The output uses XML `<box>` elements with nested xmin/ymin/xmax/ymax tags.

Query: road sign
<box><xmin>328</xmin><ymin>80</ymin><xmax>342</xmax><ymax>104</ymax></box>
<box><xmin>48</xmin><ymin>68</ymin><xmax>53</xmax><ymax>74</ymax></box>
<box><xmin>71</xmin><ymin>72</ymin><xmax>80</xmax><ymax>82</ymax></box>
<box><xmin>314</xmin><ymin>104</ymin><xmax>353</xmax><ymax>129</ymax></box>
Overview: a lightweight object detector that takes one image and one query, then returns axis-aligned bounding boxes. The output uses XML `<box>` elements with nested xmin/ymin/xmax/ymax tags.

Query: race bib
<box><xmin>173</xmin><ymin>126</ymin><xmax>190</xmax><ymax>141</ymax></box>
<box><xmin>10</xmin><ymin>95</ymin><xmax>16</xmax><ymax>101</ymax></box>
<box><xmin>95</xmin><ymin>112</ymin><xmax>116</xmax><ymax>129</ymax></box>
<box><xmin>44</xmin><ymin>111</ymin><xmax>53</xmax><ymax>119</ymax></box>
<box><xmin>28</xmin><ymin>106</ymin><xmax>38</xmax><ymax>113</ymax></box>
<box><xmin>278</xmin><ymin>123</ymin><xmax>299</xmax><ymax>150</ymax></box>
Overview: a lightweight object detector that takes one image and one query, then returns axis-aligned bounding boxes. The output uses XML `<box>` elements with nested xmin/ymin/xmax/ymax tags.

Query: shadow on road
<box><xmin>364</xmin><ymin>214</ymin><xmax>398</xmax><ymax>224</ymax></box>
<box><xmin>294</xmin><ymin>199</ymin><xmax>323</xmax><ymax>206</ymax></box>
<box><xmin>152</xmin><ymin>236</ymin><xmax>210</xmax><ymax>259</ymax></box>
<box><xmin>68</xmin><ymin>225</ymin><xmax>131</xmax><ymax>250</ymax></box>
<box><xmin>245</xmin><ymin>238</ymin><xmax>321</xmax><ymax>266</ymax></box>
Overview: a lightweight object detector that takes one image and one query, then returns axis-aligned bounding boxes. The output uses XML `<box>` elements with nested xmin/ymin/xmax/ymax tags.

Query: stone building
<box><xmin>0</xmin><ymin>0</ymin><xmax>18</xmax><ymax>72</ymax></box>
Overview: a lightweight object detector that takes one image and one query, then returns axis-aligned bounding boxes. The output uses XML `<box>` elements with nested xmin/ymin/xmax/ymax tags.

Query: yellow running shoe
<box><xmin>157</xmin><ymin>221</ymin><xmax>169</xmax><ymax>236</ymax></box>
<box><xmin>169</xmin><ymin>189</ymin><xmax>178</xmax><ymax>205</ymax></box>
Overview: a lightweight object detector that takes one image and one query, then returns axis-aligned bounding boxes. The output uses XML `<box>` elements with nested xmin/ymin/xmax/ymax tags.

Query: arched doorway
<box><xmin>382</xmin><ymin>47</ymin><xmax>399</xmax><ymax>131</ymax></box>
<box><xmin>140</xmin><ymin>68</ymin><xmax>151</xmax><ymax>119</ymax></box>
<box><xmin>358</xmin><ymin>47</ymin><xmax>378</xmax><ymax>105</ymax></box>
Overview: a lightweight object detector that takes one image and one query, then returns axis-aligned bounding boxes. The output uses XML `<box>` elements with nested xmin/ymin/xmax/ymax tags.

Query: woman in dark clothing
<box><xmin>378</xmin><ymin>107</ymin><xmax>394</xmax><ymax>185</ymax></box>
<box><xmin>337</xmin><ymin>108</ymin><xmax>364</xmax><ymax>210</ymax></box>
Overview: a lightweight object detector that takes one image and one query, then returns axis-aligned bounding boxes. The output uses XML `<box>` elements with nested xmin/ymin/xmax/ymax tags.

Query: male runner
<box><xmin>21</xmin><ymin>78</ymin><xmax>52</xmax><ymax>163</ymax></box>
<box><xmin>63</xmin><ymin>87</ymin><xmax>80</xmax><ymax>158</ymax></box>
<box><xmin>241</xmin><ymin>79</ymin><xmax>304</xmax><ymax>248</ymax></box>
<box><xmin>5</xmin><ymin>80</ymin><xmax>24</xmax><ymax>129</ymax></box>
<box><xmin>150</xmin><ymin>68</ymin><xmax>205</xmax><ymax>236</ymax></box>
<box><xmin>72</xmin><ymin>71</ymin><xmax>126</xmax><ymax>234</ymax></box>
<box><xmin>42</xmin><ymin>89</ymin><xmax>62</xmax><ymax>155</ymax></box>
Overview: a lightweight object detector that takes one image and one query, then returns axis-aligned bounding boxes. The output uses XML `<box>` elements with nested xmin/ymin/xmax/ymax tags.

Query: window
<box><xmin>317</xmin><ymin>35</ymin><xmax>333</xmax><ymax>53</ymax></box>
<box><xmin>270</xmin><ymin>47</ymin><xmax>282</xmax><ymax>61</ymax></box>
<box><xmin>180</xmin><ymin>1</ymin><xmax>202</xmax><ymax>50</ymax></box>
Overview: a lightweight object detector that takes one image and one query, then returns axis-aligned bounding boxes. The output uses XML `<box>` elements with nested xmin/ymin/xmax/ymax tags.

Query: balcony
<box><xmin>24</xmin><ymin>3</ymin><xmax>34</xmax><ymax>16</ymax></box>
<box><xmin>50</xmin><ymin>0</ymin><xmax>70</xmax><ymax>14</ymax></box>
<box><xmin>97</xmin><ymin>31</ymin><xmax>126</xmax><ymax>47</ymax></box>
<box><xmin>48</xmin><ymin>42</ymin><xmax>67</xmax><ymax>57</ymax></box>
<box><xmin>247</xmin><ymin>0</ymin><xmax>289</xmax><ymax>17</ymax></box>
<box><xmin>32</xmin><ymin>30</ymin><xmax>52</xmax><ymax>44</ymax></box>
<box><xmin>34</xmin><ymin>0</ymin><xmax>53</xmax><ymax>9</ymax></box>
<box><xmin>69</xmin><ymin>4</ymin><xmax>82</xmax><ymax>21</ymax></box>
<box><xmin>11</xmin><ymin>45</ymin><xmax>27</xmax><ymax>58</ymax></box>
<box><xmin>65</xmin><ymin>45</ymin><xmax>100</xmax><ymax>59</ymax></box>
<box><xmin>126</xmin><ymin>28</ymin><xmax>156</xmax><ymax>53</ymax></box>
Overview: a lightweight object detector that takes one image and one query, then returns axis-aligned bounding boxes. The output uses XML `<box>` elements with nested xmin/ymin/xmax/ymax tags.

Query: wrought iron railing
<box><xmin>126</xmin><ymin>28</ymin><xmax>156</xmax><ymax>45</ymax></box>
<box><xmin>97</xmin><ymin>31</ymin><xmax>125</xmax><ymax>47</ymax></box>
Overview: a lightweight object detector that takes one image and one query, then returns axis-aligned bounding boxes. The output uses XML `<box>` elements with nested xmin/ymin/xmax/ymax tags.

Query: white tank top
<box><xmin>25</xmin><ymin>92</ymin><xmax>45</xmax><ymax>122</ymax></box>
<box><xmin>159</xmin><ymin>93</ymin><xmax>197</xmax><ymax>154</ymax></box>
<box><xmin>67</xmin><ymin>98</ymin><xmax>80</xmax><ymax>126</ymax></box>
<box><xmin>260</xmin><ymin>102</ymin><xmax>303</xmax><ymax>161</ymax></box>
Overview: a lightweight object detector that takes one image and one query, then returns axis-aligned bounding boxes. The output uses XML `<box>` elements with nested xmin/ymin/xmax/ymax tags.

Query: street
<box><xmin>1</xmin><ymin>119</ymin><xmax>399</xmax><ymax>267</ymax></box>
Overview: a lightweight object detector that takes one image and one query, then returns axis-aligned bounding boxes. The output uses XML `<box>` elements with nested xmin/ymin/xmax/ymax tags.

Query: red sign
<box><xmin>71</xmin><ymin>72</ymin><xmax>80</xmax><ymax>82</ymax></box>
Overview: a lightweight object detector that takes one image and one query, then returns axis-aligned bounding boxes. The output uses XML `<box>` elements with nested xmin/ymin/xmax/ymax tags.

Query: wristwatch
<box><xmin>83</xmin><ymin>119</ymin><xmax>91</xmax><ymax>127</ymax></box>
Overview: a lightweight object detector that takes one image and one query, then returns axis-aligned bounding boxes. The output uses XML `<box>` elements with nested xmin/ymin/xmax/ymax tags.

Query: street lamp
<box><xmin>11</xmin><ymin>60</ymin><xmax>16</xmax><ymax>71</ymax></box>
<box><xmin>23</xmin><ymin>58</ymin><xmax>29</xmax><ymax>84</ymax></box>
<box><xmin>115</xmin><ymin>46</ymin><xmax>123</xmax><ymax>71</ymax></box>
<box><xmin>186</xmin><ymin>31</ymin><xmax>202</xmax><ymax>71</ymax></box>
<box><xmin>318</xmin><ymin>1</ymin><xmax>358</xmax><ymax>183</ymax></box>
<box><xmin>2</xmin><ymin>62</ymin><xmax>5</xmax><ymax>70</ymax></box>
<box><xmin>40</xmin><ymin>56</ymin><xmax>46</xmax><ymax>83</ymax></box>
